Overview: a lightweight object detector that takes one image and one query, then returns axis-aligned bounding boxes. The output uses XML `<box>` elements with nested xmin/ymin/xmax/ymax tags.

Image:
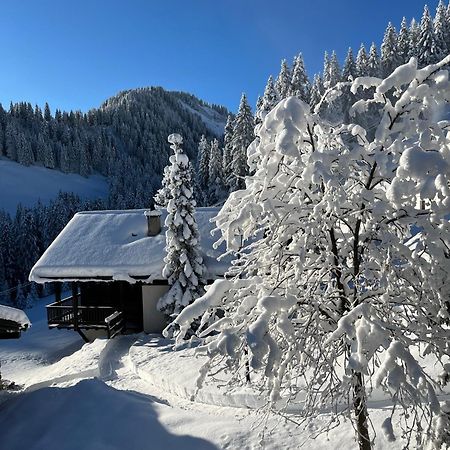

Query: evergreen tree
<box><xmin>356</xmin><ymin>44</ymin><xmax>369</xmax><ymax>76</ymax></box>
<box><xmin>381</xmin><ymin>22</ymin><xmax>401</xmax><ymax>77</ymax></box>
<box><xmin>254</xmin><ymin>96</ymin><xmax>264</xmax><ymax>126</ymax></box>
<box><xmin>409</xmin><ymin>18</ymin><xmax>420</xmax><ymax>58</ymax></box>
<box><xmin>397</xmin><ymin>17</ymin><xmax>411</xmax><ymax>64</ymax></box>
<box><xmin>310</xmin><ymin>74</ymin><xmax>324</xmax><ymax>108</ymax></box>
<box><xmin>289</xmin><ymin>54</ymin><xmax>310</xmax><ymax>102</ymax></box>
<box><xmin>229</xmin><ymin>94</ymin><xmax>254</xmax><ymax>192</ymax></box>
<box><xmin>222</xmin><ymin>115</ymin><xmax>234</xmax><ymax>189</ymax></box>
<box><xmin>158</xmin><ymin>133</ymin><xmax>205</xmax><ymax>318</ymax></box>
<box><xmin>153</xmin><ymin>165</ymin><xmax>171</xmax><ymax>208</ymax></box>
<box><xmin>16</xmin><ymin>132</ymin><xmax>34</xmax><ymax>166</ymax></box>
<box><xmin>275</xmin><ymin>59</ymin><xmax>291</xmax><ymax>99</ymax></box>
<box><xmin>322</xmin><ymin>51</ymin><xmax>331</xmax><ymax>87</ymax></box>
<box><xmin>417</xmin><ymin>5</ymin><xmax>438</xmax><ymax>65</ymax></box>
<box><xmin>367</xmin><ymin>42</ymin><xmax>382</xmax><ymax>77</ymax></box>
<box><xmin>342</xmin><ymin>47</ymin><xmax>357</xmax><ymax>81</ymax></box>
<box><xmin>207</xmin><ymin>138</ymin><xmax>225</xmax><ymax>205</ymax></box>
<box><xmin>434</xmin><ymin>0</ymin><xmax>448</xmax><ymax>60</ymax></box>
<box><xmin>256</xmin><ymin>75</ymin><xmax>279</xmax><ymax>124</ymax></box>
<box><xmin>196</xmin><ymin>135</ymin><xmax>210</xmax><ymax>195</ymax></box>
<box><xmin>44</xmin><ymin>102</ymin><xmax>52</xmax><ymax>121</ymax></box>
<box><xmin>328</xmin><ymin>51</ymin><xmax>341</xmax><ymax>86</ymax></box>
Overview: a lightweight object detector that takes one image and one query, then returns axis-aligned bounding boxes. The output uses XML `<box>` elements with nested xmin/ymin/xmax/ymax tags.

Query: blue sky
<box><xmin>0</xmin><ymin>0</ymin><xmax>441</xmax><ymax>114</ymax></box>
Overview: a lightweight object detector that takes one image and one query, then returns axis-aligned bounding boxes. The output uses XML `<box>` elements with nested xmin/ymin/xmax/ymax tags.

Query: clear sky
<box><xmin>0</xmin><ymin>0</ymin><xmax>441</xmax><ymax>114</ymax></box>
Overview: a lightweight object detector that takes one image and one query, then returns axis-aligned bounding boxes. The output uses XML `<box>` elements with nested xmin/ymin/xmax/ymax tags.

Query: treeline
<box><xmin>256</xmin><ymin>2</ymin><xmax>450</xmax><ymax>122</ymax></box>
<box><xmin>0</xmin><ymin>193</ymin><xmax>106</xmax><ymax>307</ymax></box>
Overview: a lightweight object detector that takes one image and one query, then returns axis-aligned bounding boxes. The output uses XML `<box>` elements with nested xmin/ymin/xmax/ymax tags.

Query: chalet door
<box><xmin>120</xmin><ymin>282</ymin><xmax>143</xmax><ymax>331</ymax></box>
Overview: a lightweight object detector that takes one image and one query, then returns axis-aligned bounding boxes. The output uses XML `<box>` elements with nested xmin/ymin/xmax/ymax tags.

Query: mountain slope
<box><xmin>0</xmin><ymin>158</ymin><xmax>108</xmax><ymax>215</ymax></box>
<box><xmin>0</xmin><ymin>87</ymin><xmax>229</xmax><ymax>211</ymax></box>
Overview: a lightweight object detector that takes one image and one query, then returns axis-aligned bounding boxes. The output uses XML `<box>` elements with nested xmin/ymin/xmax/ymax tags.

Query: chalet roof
<box><xmin>29</xmin><ymin>208</ymin><xmax>230</xmax><ymax>283</ymax></box>
<box><xmin>0</xmin><ymin>305</ymin><xmax>31</xmax><ymax>328</ymax></box>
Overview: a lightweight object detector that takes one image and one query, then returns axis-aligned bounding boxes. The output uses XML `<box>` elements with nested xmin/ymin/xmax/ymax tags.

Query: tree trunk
<box><xmin>353</xmin><ymin>371</ymin><xmax>371</xmax><ymax>450</ymax></box>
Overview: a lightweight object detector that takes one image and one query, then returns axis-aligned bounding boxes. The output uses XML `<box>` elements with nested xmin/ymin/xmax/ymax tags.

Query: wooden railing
<box><xmin>46</xmin><ymin>296</ymin><xmax>124</xmax><ymax>337</ymax></box>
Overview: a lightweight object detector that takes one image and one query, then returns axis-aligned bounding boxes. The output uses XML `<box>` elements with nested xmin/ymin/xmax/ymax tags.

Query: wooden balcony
<box><xmin>46</xmin><ymin>296</ymin><xmax>124</xmax><ymax>339</ymax></box>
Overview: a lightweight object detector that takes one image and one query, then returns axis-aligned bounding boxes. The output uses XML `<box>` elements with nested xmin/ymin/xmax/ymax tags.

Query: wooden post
<box><xmin>72</xmin><ymin>282</ymin><xmax>78</xmax><ymax>331</ymax></box>
<box><xmin>54</xmin><ymin>282</ymin><xmax>61</xmax><ymax>303</ymax></box>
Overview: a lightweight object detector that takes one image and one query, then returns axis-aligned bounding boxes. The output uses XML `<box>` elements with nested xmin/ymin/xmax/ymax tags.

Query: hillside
<box><xmin>0</xmin><ymin>87</ymin><xmax>229</xmax><ymax>210</ymax></box>
<box><xmin>0</xmin><ymin>158</ymin><xmax>108</xmax><ymax>215</ymax></box>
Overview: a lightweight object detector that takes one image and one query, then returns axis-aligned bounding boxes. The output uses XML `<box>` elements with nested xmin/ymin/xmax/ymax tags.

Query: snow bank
<box><xmin>20</xmin><ymin>339</ymin><xmax>108</xmax><ymax>391</ymax></box>
<box><xmin>0</xmin><ymin>158</ymin><xmax>108</xmax><ymax>215</ymax></box>
<box><xmin>29</xmin><ymin>207</ymin><xmax>229</xmax><ymax>283</ymax></box>
<box><xmin>0</xmin><ymin>305</ymin><xmax>30</xmax><ymax>327</ymax></box>
<box><xmin>129</xmin><ymin>335</ymin><xmax>266</xmax><ymax>410</ymax></box>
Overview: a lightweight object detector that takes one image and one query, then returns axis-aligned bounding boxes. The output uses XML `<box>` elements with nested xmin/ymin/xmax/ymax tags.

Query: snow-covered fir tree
<box><xmin>158</xmin><ymin>133</ymin><xmax>206</xmax><ymax>318</ymax></box>
<box><xmin>228</xmin><ymin>94</ymin><xmax>254</xmax><ymax>192</ymax></box>
<box><xmin>171</xmin><ymin>55</ymin><xmax>450</xmax><ymax>450</ymax></box>
<box><xmin>207</xmin><ymin>138</ymin><xmax>225</xmax><ymax>205</ymax></box>
<box><xmin>309</xmin><ymin>73</ymin><xmax>324</xmax><ymax>108</ymax></box>
<box><xmin>356</xmin><ymin>43</ymin><xmax>369</xmax><ymax>76</ymax></box>
<box><xmin>342</xmin><ymin>47</ymin><xmax>357</xmax><ymax>81</ymax></box>
<box><xmin>397</xmin><ymin>17</ymin><xmax>411</xmax><ymax>64</ymax></box>
<box><xmin>275</xmin><ymin>59</ymin><xmax>291</xmax><ymax>99</ymax></box>
<box><xmin>196</xmin><ymin>135</ymin><xmax>210</xmax><ymax>196</ymax></box>
<box><xmin>289</xmin><ymin>54</ymin><xmax>310</xmax><ymax>102</ymax></box>
<box><xmin>434</xmin><ymin>0</ymin><xmax>448</xmax><ymax>61</ymax></box>
<box><xmin>153</xmin><ymin>165</ymin><xmax>171</xmax><ymax>208</ymax></box>
<box><xmin>256</xmin><ymin>75</ymin><xmax>279</xmax><ymax>124</ymax></box>
<box><xmin>222</xmin><ymin>115</ymin><xmax>234</xmax><ymax>189</ymax></box>
<box><xmin>417</xmin><ymin>4</ymin><xmax>439</xmax><ymax>65</ymax></box>
<box><xmin>381</xmin><ymin>22</ymin><xmax>401</xmax><ymax>77</ymax></box>
<box><xmin>367</xmin><ymin>42</ymin><xmax>382</xmax><ymax>77</ymax></box>
<box><xmin>409</xmin><ymin>18</ymin><xmax>420</xmax><ymax>58</ymax></box>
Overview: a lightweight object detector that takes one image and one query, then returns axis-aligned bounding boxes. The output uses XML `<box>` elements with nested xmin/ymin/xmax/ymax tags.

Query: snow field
<box><xmin>0</xmin><ymin>158</ymin><xmax>108</xmax><ymax>215</ymax></box>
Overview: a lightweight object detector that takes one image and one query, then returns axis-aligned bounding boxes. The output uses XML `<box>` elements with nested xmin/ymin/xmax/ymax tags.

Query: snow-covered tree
<box><xmin>417</xmin><ymin>5</ymin><xmax>439</xmax><ymax>65</ymax></box>
<box><xmin>342</xmin><ymin>47</ymin><xmax>357</xmax><ymax>81</ymax></box>
<box><xmin>367</xmin><ymin>42</ymin><xmax>382</xmax><ymax>77</ymax></box>
<box><xmin>397</xmin><ymin>17</ymin><xmax>411</xmax><ymax>64</ymax></box>
<box><xmin>409</xmin><ymin>18</ymin><xmax>420</xmax><ymax>58</ymax></box>
<box><xmin>171</xmin><ymin>56</ymin><xmax>450</xmax><ymax>450</ymax></box>
<box><xmin>196</xmin><ymin>135</ymin><xmax>210</xmax><ymax>194</ymax></box>
<box><xmin>309</xmin><ymin>74</ymin><xmax>324</xmax><ymax>107</ymax></box>
<box><xmin>153</xmin><ymin>165</ymin><xmax>171</xmax><ymax>208</ymax></box>
<box><xmin>289</xmin><ymin>54</ymin><xmax>310</xmax><ymax>102</ymax></box>
<box><xmin>356</xmin><ymin>44</ymin><xmax>369</xmax><ymax>77</ymax></box>
<box><xmin>323</xmin><ymin>51</ymin><xmax>341</xmax><ymax>89</ymax></box>
<box><xmin>434</xmin><ymin>0</ymin><xmax>448</xmax><ymax>61</ymax></box>
<box><xmin>222</xmin><ymin>115</ymin><xmax>234</xmax><ymax>189</ymax></box>
<box><xmin>158</xmin><ymin>134</ymin><xmax>206</xmax><ymax>318</ymax></box>
<box><xmin>229</xmin><ymin>94</ymin><xmax>254</xmax><ymax>192</ymax></box>
<box><xmin>381</xmin><ymin>23</ymin><xmax>401</xmax><ymax>77</ymax></box>
<box><xmin>256</xmin><ymin>76</ymin><xmax>279</xmax><ymax>124</ymax></box>
<box><xmin>275</xmin><ymin>59</ymin><xmax>291</xmax><ymax>99</ymax></box>
<box><xmin>207</xmin><ymin>138</ymin><xmax>225</xmax><ymax>204</ymax></box>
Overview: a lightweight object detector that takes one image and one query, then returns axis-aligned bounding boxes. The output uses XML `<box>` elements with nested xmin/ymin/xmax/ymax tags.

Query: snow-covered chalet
<box><xmin>29</xmin><ymin>208</ymin><xmax>227</xmax><ymax>341</ymax></box>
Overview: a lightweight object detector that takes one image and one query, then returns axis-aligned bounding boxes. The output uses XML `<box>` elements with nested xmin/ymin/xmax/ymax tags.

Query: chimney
<box><xmin>144</xmin><ymin>209</ymin><xmax>162</xmax><ymax>236</ymax></box>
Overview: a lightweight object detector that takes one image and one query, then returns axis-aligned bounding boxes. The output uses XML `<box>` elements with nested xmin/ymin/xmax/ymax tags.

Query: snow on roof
<box><xmin>29</xmin><ymin>208</ymin><xmax>229</xmax><ymax>283</ymax></box>
<box><xmin>0</xmin><ymin>305</ymin><xmax>31</xmax><ymax>328</ymax></box>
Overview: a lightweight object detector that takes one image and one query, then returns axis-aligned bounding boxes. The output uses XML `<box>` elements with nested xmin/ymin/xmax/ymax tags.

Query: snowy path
<box><xmin>0</xmin><ymin>301</ymin><xmax>432</xmax><ymax>449</ymax></box>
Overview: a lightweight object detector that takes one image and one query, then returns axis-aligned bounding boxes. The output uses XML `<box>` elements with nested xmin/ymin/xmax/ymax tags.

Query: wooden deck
<box><xmin>46</xmin><ymin>296</ymin><xmax>125</xmax><ymax>338</ymax></box>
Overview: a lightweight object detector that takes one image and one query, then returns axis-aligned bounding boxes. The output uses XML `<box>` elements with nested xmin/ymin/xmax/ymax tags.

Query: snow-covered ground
<box><xmin>0</xmin><ymin>297</ymin><xmax>442</xmax><ymax>450</ymax></box>
<box><xmin>0</xmin><ymin>158</ymin><xmax>108</xmax><ymax>215</ymax></box>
